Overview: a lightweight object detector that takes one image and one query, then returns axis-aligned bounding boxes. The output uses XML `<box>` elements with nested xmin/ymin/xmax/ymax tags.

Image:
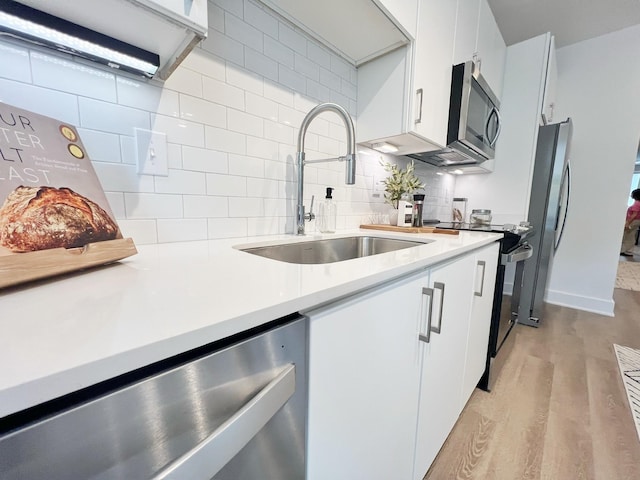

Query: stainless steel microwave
<box><xmin>408</xmin><ymin>61</ymin><xmax>502</xmax><ymax>167</ymax></box>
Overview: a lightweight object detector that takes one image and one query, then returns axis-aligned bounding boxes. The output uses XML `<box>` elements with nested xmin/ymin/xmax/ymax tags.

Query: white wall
<box><xmin>0</xmin><ymin>0</ymin><xmax>455</xmax><ymax>245</ymax></box>
<box><xmin>546</xmin><ymin>24</ymin><xmax>640</xmax><ymax>315</ymax></box>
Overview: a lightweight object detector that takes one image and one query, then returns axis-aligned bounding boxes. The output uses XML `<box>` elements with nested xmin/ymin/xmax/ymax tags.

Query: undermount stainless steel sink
<box><xmin>237</xmin><ymin>236</ymin><xmax>431</xmax><ymax>264</ymax></box>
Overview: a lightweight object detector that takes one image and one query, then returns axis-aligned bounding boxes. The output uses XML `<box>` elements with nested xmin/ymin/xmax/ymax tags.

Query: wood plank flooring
<box><xmin>424</xmin><ymin>288</ymin><xmax>640</xmax><ymax>480</ymax></box>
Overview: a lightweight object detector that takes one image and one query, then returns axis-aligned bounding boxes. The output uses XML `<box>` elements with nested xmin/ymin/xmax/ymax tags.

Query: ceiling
<box><xmin>488</xmin><ymin>0</ymin><xmax>640</xmax><ymax>47</ymax></box>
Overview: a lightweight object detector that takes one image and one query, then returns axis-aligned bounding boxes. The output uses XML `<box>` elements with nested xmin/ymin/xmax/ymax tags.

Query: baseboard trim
<box><xmin>502</xmin><ymin>282</ymin><xmax>615</xmax><ymax>317</ymax></box>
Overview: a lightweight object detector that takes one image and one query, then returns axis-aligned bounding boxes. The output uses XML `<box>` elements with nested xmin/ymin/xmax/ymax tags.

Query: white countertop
<box><xmin>0</xmin><ymin>228</ymin><xmax>501</xmax><ymax>418</ymax></box>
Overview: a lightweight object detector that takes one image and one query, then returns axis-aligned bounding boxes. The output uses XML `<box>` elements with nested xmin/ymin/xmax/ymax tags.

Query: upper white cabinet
<box><xmin>15</xmin><ymin>0</ymin><xmax>208</xmax><ymax>79</ymax></box>
<box><xmin>453</xmin><ymin>0</ymin><xmax>506</xmax><ymax>98</ymax></box>
<box><xmin>541</xmin><ymin>35</ymin><xmax>558</xmax><ymax>125</ymax></box>
<box><xmin>357</xmin><ymin>0</ymin><xmax>456</xmax><ymax>155</ymax></box>
<box><xmin>256</xmin><ymin>0</ymin><xmax>412</xmax><ymax>65</ymax></box>
<box><xmin>377</xmin><ymin>0</ymin><xmax>419</xmax><ymax>40</ymax></box>
<box><xmin>357</xmin><ymin>0</ymin><xmax>506</xmax><ymax>156</ymax></box>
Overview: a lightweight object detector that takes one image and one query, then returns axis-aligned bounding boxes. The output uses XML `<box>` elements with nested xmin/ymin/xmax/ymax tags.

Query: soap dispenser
<box><xmin>317</xmin><ymin>187</ymin><xmax>336</xmax><ymax>233</ymax></box>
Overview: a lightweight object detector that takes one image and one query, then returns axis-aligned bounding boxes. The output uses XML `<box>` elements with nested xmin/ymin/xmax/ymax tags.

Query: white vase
<box><xmin>388</xmin><ymin>208</ymin><xmax>398</xmax><ymax>226</ymax></box>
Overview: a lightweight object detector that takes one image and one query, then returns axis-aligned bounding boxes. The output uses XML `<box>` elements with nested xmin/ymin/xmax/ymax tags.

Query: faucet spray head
<box><xmin>345</xmin><ymin>153</ymin><xmax>356</xmax><ymax>184</ymax></box>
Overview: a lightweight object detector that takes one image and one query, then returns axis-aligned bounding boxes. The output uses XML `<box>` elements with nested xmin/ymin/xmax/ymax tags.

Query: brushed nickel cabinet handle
<box><xmin>430</xmin><ymin>282</ymin><xmax>445</xmax><ymax>334</ymax></box>
<box><xmin>415</xmin><ymin>88</ymin><xmax>423</xmax><ymax>124</ymax></box>
<box><xmin>418</xmin><ymin>286</ymin><xmax>434</xmax><ymax>343</ymax></box>
<box><xmin>475</xmin><ymin>260</ymin><xmax>486</xmax><ymax>297</ymax></box>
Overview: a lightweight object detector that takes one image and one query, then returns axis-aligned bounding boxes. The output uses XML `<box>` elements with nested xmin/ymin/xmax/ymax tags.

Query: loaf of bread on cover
<box><xmin>0</xmin><ymin>186</ymin><xmax>118</xmax><ymax>252</ymax></box>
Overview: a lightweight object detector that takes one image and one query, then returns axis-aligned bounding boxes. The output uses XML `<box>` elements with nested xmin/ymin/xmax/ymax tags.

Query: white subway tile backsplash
<box><xmin>295</xmin><ymin>53</ymin><xmax>320</xmax><ymax>81</ymax></box>
<box><xmin>225</xmin><ymin>11</ymin><xmax>264</xmax><ymax>52</ymax></box>
<box><xmin>0</xmin><ymin>78</ymin><xmax>79</xmax><ymax>125</ymax></box>
<box><xmin>104</xmin><ymin>192</ymin><xmax>125</xmax><ymax>218</ymax></box>
<box><xmin>151</xmin><ymin>114</ymin><xmax>205</xmax><ymax>148</ymax></box>
<box><xmin>202</xmin><ymin>29</ymin><xmax>244</xmax><ymax>67</ymax></box>
<box><xmin>307</xmin><ymin>43</ymin><xmax>331</xmax><ymax>70</ymax></box>
<box><xmin>208</xmin><ymin>218</ymin><xmax>247</xmax><ymax>238</ymax></box>
<box><xmin>205</xmin><ymin>126</ymin><xmax>246</xmax><ymax>154</ymax></box>
<box><xmin>212</xmin><ymin>0</ymin><xmax>244</xmax><ymax>18</ymax></box>
<box><xmin>279</xmin><ymin>65</ymin><xmax>306</xmax><ymax>93</ymax></box>
<box><xmin>264</xmin><ymin>198</ymin><xmax>290</xmax><ymax>216</ymax></box>
<box><xmin>179</xmin><ymin>94</ymin><xmax>226</xmax><ymax>127</ymax></box>
<box><xmin>80</xmin><ymin>98</ymin><xmax>149</xmax><ymax>135</ymax></box>
<box><xmin>228</xmin><ymin>109</ymin><xmax>264</xmax><ymax>137</ymax></box>
<box><xmin>264</xmin><ymin>81</ymin><xmax>294</xmax><ymax>107</ymax></box>
<box><xmin>167</xmin><ymin>143</ymin><xmax>182</xmax><ymax>169</ymax></box>
<box><xmin>278</xmin><ymin>24</ymin><xmax>307</xmax><ymax>56</ymax></box>
<box><xmin>246</xmin><ymin>136</ymin><xmax>279</xmax><ymax>161</ymax></box>
<box><xmin>247</xmin><ymin>217</ymin><xmax>285</xmax><ymax>236</ymax></box>
<box><xmin>247</xmin><ymin>177</ymin><xmax>279</xmax><ymax>198</ymax></box>
<box><xmin>206</xmin><ymin>173</ymin><xmax>247</xmax><ymax>196</ymax></box>
<box><xmin>227</xmin><ymin>68</ymin><xmax>263</xmax><ymax>96</ymax></box>
<box><xmin>330</xmin><ymin>56</ymin><xmax>352</xmax><ymax>81</ymax></box>
<box><xmin>118</xmin><ymin>219</ymin><xmax>158</xmax><ymax>244</ymax></box>
<box><xmin>93</xmin><ymin>162</ymin><xmax>154</xmax><ymax>193</ymax></box>
<box><xmin>245</xmin><ymin>48</ymin><xmax>279</xmax><ymax>82</ymax></box>
<box><xmin>78</xmin><ymin>129</ymin><xmax>121</xmax><ymax>163</ymax></box>
<box><xmin>0</xmin><ymin>43</ymin><xmax>31</xmax><ymax>82</ymax></box>
<box><xmin>207</xmin><ymin>2</ymin><xmax>225</xmax><ymax>32</ymax></box>
<box><xmin>246</xmin><ymin>92</ymin><xmax>278</xmax><ymax>120</ymax></box>
<box><xmin>202</xmin><ymin>76</ymin><xmax>245</xmax><ymax>110</ymax></box>
<box><xmin>181</xmin><ymin>49</ymin><xmax>225</xmax><ymax>81</ymax></box>
<box><xmin>157</xmin><ymin>219</ymin><xmax>208</xmax><ymax>242</ymax></box>
<box><xmin>306</xmin><ymin>79</ymin><xmax>331</xmax><ymax>103</ymax></box>
<box><xmin>319</xmin><ymin>67</ymin><xmax>341</xmax><ymax>91</ymax></box>
<box><xmin>184</xmin><ymin>195</ymin><xmax>228</xmax><ymax>218</ymax></box>
<box><xmin>264</xmin><ymin>120</ymin><xmax>293</xmax><ymax>144</ymax></box>
<box><xmin>163</xmin><ymin>67</ymin><xmax>203</xmax><ymax>98</ymax></box>
<box><xmin>264</xmin><ymin>35</ymin><xmax>294</xmax><ymax>69</ymax></box>
<box><xmin>117</xmin><ymin>78</ymin><xmax>180</xmax><ymax>117</ymax></box>
<box><xmin>183</xmin><ymin>146</ymin><xmax>228</xmax><ymax>173</ymax></box>
<box><xmin>228</xmin><ymin>153</ymin><xmax>265</xmax><ymax>178</ymax></box>
<box><xmin>229</xmin><ymin>197</ymin><xmax>264</xmax><ymax>217</ymax></box>
<box><xmin>31</xmin><ymin>52</ymin><xmax>117</xmax><ymax>101</ymax></box>
<box><xmin>154</xmin><ymin>169</ymin><xmax>207</xmax><ymax>195</ymax></box>
<box><xmin>124</xmin><ymin>192</ymin><xmax>183</xmax><ymax>219</ymax></box>
<box><xmin>341</xmin><ymin>78</ymin><xmax>357</xmax><ymax>100</ymax></box>
<box><xmin>245</xmin><ymin>0</ymin><xmax>279</xmax><ymax>39</ymax></box>
<box><xmin>265</xmin><ymin>158</ymin><xmax>293</xmax><ymax>181</ymax></box>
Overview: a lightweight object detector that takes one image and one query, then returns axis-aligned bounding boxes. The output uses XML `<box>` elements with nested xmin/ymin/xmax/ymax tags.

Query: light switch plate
<box><xmin>135</xmin><ymin>128</ymin><xmax>168</xmax><ymax>176</ymax></box>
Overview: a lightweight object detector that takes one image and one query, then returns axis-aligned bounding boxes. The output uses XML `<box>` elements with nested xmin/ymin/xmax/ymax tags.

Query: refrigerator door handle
<box><xmin>554</xmin><ymin>160</ymin><xmax>571</xmax><ymax>252</ymax></box>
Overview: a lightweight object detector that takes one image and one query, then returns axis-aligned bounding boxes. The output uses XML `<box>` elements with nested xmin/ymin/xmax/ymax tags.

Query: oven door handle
<box><xmin>501</xmin><ymin>243</ymin><xmax>533</xmax><ymax>264</ymax></box>
<box><xmin>152</xmin><ymin>364</ymin><xmax>296</xmax><ymax>480</ymax></box>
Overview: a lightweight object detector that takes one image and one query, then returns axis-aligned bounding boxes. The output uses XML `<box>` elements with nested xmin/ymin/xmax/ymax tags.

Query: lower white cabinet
<box><xmin>413</xmin><ymin>254</ymin><xmax>476</xmax><ymax>478</ymax></box>
<box><xmin>306</xmin><ymin>243</ymin><xmax>499</xmax><ymax>480</ymax></box>
<box><xmin>306</xmin><ymin>272</ymin><xmax>425</xmax><ymax>480</ymax></box>
<box><xmin>461</xmin><ymin>242</ymin><xmax>499</xmax><ymax>407</ymax></box>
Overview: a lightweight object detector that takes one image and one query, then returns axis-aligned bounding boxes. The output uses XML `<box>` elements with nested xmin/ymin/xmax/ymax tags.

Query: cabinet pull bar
<box><xmin>418</xmin><ymin>286</ymin><xmax>434</xmax><ymax>343</ymax></box>
<box><xmin>415</xmin><ymin>88</ymin><xmax>423</xmax><ymax>124</ymax></box>
<box><xmin>430</xmin><ymin>282</ymin><xmax>445</xmax><ymax>335</ymax></box>
<box><xmin>475</xmin><ymin>260</ymin><xmax>486</xmax><ymax>297</ymax></box>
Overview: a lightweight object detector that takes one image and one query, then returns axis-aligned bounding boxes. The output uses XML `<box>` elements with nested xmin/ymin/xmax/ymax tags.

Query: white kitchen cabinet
<box><xmin>453</xmin><ymin>0</ymin><xmax>506</xmax><ymax>98</ymax></box>
<box><xmin>306</xmin><ymin>272</ymin><xmax>424</xmax><ymax>480</ymax></box>
<box><xmin>413</xmin><ymin>254</ymin><xmax>476</xmax><ymax>479</ymax></box>
<box><xmin>541</xmin><ymin>35</ymin><xmax>558</xmax><ymax>125</ymax></box>
<box><xmin>256</xmin><ymin>0</ymin><xmax>410</xmax><ymax>66</ymax></box>
<box><xmin>356</xmin><ymin>0</ymin><xmax>456</xmax><ymax>155</ymax></box>
<box><xmin>461</xmin><ymin>242</ymin><xmax>499</xmax><ymax>406</ymax></box>
<box><xmin>377</xmin><ymin>0</ymin><xmax>419</xmax><ymax>40</ymax></box>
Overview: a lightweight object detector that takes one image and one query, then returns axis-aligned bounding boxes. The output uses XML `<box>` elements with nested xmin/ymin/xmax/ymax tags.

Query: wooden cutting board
<box><xmin>360</xmin><ymin>224</ymin><xmax>459</xmax><ymax>235</ymax></box>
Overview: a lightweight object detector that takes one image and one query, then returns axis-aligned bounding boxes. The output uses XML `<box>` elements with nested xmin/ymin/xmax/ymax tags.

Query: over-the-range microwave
<box><xmin>408</xmin><ymin>61</ymin><xmax>502</xmax><ymax>167</ymax></box>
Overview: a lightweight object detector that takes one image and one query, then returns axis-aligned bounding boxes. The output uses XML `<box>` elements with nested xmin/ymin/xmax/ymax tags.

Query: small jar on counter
<box><xmin>470</xmin><ymin>209</ymin><xmax>492</xmax><ymax>225</ymax></box>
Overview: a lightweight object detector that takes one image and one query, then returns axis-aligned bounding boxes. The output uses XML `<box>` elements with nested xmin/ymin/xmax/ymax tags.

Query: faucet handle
<box><xmin>308</xmin><ymin>195</ymin><xmax>315</xmax><ymax>220</ymax></box>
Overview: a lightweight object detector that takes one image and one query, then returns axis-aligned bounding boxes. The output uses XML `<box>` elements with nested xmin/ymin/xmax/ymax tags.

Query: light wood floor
<box><xmin>424</xmin><ymin>288</ymin><xmax>640</xmax><ymax>480</ymax></box>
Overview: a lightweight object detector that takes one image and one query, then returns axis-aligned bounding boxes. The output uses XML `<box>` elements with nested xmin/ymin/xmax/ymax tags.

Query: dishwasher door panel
<box><xmin>0</xmin><ymin>317</ymin><xmax>307</xmax><ymax>480</ymax></box>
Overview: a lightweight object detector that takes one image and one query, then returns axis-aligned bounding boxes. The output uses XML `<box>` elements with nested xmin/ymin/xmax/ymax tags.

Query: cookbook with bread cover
<box><xmin>0</xmin><ymin>102</ymin><xmax>136</xmax><ymax>288</ymax></box>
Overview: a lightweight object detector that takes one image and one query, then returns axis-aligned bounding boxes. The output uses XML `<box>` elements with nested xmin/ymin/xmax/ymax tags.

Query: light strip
<box><xmin>0</xmin><ymin>2</ymin><xmax>159</xmax><ymax>77</ymax></box>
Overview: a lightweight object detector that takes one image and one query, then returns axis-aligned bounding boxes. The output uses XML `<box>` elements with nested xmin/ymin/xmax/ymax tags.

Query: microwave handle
<box><xmin>486</xmin><ymin>107</ymin><xmax>502</xmax><ymax>148</ymax></box>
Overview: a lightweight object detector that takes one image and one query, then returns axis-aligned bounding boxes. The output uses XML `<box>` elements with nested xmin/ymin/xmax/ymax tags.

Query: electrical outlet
<box><xmin>136</xmin><ymin>128</ymin><xmax>168</xmax><ymax>176</ymax></box>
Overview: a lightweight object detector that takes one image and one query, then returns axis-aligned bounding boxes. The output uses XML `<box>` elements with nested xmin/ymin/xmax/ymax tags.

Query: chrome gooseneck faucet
<box><xmin>296</xmin><ymin>103</ymin><xmax>356</xmax><ymax>235</ymax></box>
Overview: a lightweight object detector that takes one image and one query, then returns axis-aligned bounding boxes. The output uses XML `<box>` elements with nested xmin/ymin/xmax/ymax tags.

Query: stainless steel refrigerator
<box><xmin>516</xmin><ymin>118</ymin><xmax>572</xmax><ymax>327</ymax></box>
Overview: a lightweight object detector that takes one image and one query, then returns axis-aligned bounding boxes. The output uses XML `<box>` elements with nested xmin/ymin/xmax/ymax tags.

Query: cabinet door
<box><xmin>307</xmin><ymin>272</ymin><xmax>424</xmax><ymax>480</ymax></box>
<box><xmin>461</xmin><ymin>242</ymin><xmax>499</xmax><ymax>406</ymax></box>
<box><xmin>377</xmin><ymin>0</ymin><xmax>419</xmax><ymax>39</ymax></box>
<box><xmin>138</xmin><ymin>0</ymin><xmax>208</xmax><ymax>30</ymax></box>
<box><xmin>541</xmin><ymin>36</ymin><xmax>557</xmax><ymax>125</ymax></box>
<box><xmin>475</xmin><ymin>0</ymin><xmax>506</xmax><ymax>97</ymax></box>
<box><xmin>413</xmin><ymin>254</ymin><xmax>475</xmax><ymax>479</ymax></box>
<box><xmin>411</xmin><ymin>0</ymin><xmax>457</xmax><ymax>147</ymax></box>
<box><xmin>452</xmin><ymin>0</ymin><xmax>481</xmax><ymax>65</ymax></box>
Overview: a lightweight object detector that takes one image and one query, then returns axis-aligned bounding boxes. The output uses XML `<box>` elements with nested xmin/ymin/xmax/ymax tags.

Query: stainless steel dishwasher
<box><xmin>0</xmin><ymin>316</ymin><xmax>307</xmax><ymax>479</ymax></box>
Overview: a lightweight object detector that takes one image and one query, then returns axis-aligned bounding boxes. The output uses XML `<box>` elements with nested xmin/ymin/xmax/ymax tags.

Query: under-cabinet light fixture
<box><xmin>0</xmin><ymin>1</ymin><xmax>160</xmax><ymax>78</ymax></box>
<box><xmin>452</xmin><ymin>169</ymin><xmax>464</xmax><ymax>175</ymax></box>
<box><xmin>371</xmin><ymin>142</ymin><xmax>399</xmax><ymax>154</ymax></box>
